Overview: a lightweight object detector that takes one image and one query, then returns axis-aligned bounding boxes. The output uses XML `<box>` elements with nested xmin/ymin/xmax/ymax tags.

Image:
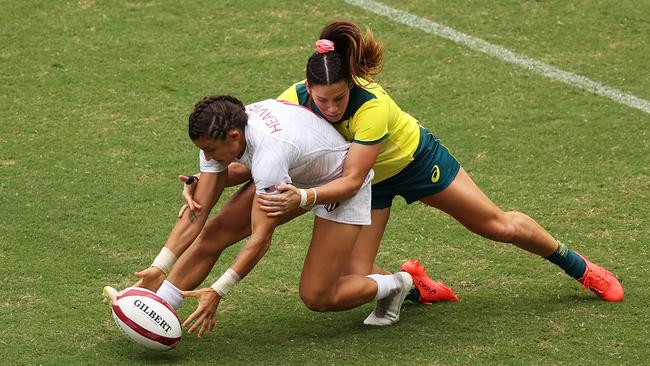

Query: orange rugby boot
<box><xmin>577</xmin><ymin>254</ymin><xmax>624</xmax><ymax>302</ymax></box>
<box><xmin>400</xmin><ymin>259</ymin><xmax>459</xmax><ymax>304</ymax></box>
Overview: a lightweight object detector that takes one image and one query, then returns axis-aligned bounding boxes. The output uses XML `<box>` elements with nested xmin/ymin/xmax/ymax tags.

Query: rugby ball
<box><xmin>110</xmin><ymin>287</ymin><xmax>182</xmax><ymax>351</ymax></box>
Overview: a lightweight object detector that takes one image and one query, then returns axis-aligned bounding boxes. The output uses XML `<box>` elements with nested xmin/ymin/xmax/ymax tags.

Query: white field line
<box><xmin>344</xmin><ymin>0</ymin><xmax>650</xmax><ymax>115</ymax></box>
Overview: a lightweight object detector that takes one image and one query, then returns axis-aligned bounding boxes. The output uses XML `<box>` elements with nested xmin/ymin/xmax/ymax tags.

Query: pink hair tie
<box><xmin>315</xmin><ymin>39</ymin><xmax>335</xmax><ymax>54</ymax></box>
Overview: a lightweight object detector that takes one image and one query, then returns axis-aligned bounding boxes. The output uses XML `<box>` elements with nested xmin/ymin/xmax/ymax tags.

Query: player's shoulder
<box><xmin>277</xmin><ymin>80</ymin><xmax>306</xmax><ymax>105</ymax></box>
<box><xmin>348</xmin><ymin>84</ymin><xmax>391</xmax><ymax>123</ymax></box>
<box><xmin>245</xmin><ymin>100</ymin><xmax>304</xmax><ymax>143</ymax></box>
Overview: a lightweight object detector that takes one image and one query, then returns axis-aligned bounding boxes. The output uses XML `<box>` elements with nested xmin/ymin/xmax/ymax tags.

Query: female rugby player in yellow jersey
<box><xmin>172</xmin><ymin>20</ymin><xmax>621</xmax><ymax>306</ymax></box>
<box><xmin>259</xmin><ymin>20</ymin><xmax>623</xmax><ymax>302</ymax></box>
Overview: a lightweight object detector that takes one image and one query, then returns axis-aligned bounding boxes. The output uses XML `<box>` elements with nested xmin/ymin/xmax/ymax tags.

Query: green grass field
<box><xmin>1</xmin><ymin>1</ymin><xmax>648</xmax><ymax>364</ymax></box>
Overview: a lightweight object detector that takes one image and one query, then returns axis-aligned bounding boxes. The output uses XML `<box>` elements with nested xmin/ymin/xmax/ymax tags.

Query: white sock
<box><xmin>156</xmin><ymin>280</ymin><xmax>184</xmax><ymax>310</ymax></box>
<box><xmin>366</xmin><ymin>274</ymin><xmax>398</xmax><ymax>300</ymax></box>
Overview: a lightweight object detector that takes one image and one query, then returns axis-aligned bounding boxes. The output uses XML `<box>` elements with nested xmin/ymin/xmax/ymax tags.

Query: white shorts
<box><xmin>312</xmin><ymin>171</ymin><xmax>372</xmax><ymax>226</ymax></box>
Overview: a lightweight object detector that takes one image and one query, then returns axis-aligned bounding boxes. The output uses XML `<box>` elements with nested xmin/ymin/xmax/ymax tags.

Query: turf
<box><xmin>1</xmin><ymin>1</ymin><xmax>648</xmax><ymax>364</ymax></box>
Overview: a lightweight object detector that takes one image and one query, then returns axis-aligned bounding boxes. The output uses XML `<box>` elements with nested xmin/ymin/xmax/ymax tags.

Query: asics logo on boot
<box><xmin>418</xmin><ymin>280</ymin><xmax>437</xmax><ymax>296</ymax></box>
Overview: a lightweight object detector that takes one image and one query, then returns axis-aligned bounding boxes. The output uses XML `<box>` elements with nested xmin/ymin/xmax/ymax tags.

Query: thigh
<box><xmin>419</xmin><ymin>167</ymin><xmax>504</xmax><ymax>233</ymax></box>
<box><xmin>300</xmin><ymin>217</ymin><xmax>361</xmax><ymax>295</ymax></box>
<box><xmin>203</xmin><ymin>181</ymin><xmax>305</xmax><ymax>238</ymax></box>
<box><xmin>344</xmin><ymin>208</ymin><xmax>391</xmax><ymax>275</ymax></box>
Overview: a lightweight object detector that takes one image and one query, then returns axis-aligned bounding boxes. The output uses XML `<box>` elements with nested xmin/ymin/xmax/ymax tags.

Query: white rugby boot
<box><xmin>102</xmin><ymin>286</ymin><xmax>118</xmax><ymax>305</ymax></box>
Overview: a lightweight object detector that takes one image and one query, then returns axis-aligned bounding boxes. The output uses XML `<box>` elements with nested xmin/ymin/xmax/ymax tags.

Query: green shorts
<box><xmin>371</xmin><ymin>127</ymin><xmax>460</xmax><ymax>209</ymax></box>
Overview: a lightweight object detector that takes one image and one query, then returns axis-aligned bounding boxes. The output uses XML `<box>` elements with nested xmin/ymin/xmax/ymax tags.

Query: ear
<box><xmin>305</xmin><ymin>81</ymin><xmax>311</xmax><ymax>94</ymax></box>
<box><xmin>228</xmin><ymin>129</ymin><xmax>242</xmax><ymax>142</ymax></box>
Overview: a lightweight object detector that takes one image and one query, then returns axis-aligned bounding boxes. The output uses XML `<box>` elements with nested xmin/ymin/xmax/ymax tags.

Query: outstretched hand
<box><xmin>257</xmin><ymin>183</ymin><xmax>301</xmax><ymax>217</ymax></box>
<box><xmin>177</xmin><ymin>174</ymin><xmax>201</xmax><ymax>218</ymax></box>
<box><xmin>133</xmin><ymin>267</ymin><xmax>165</xmax><ymax>292</ymax></box>
<box><xmin>180</xmin><ymin>288</ymin><xmax>222</xmax><ymax>337</ymax></box>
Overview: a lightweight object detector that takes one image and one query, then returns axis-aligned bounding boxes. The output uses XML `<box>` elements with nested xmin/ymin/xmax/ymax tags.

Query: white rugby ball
<box><xmin>110</xmin><ymin>287</ymin><xmax>182</xmax><ymax>351</ymax></box>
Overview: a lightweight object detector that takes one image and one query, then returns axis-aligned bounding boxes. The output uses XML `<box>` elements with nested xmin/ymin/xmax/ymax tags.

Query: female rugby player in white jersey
<box><xmin>176</xmin><ymin>20</ymin><xmax>624</xmax><ymax>306</ymax></box>
<box><xmin>105</xmin><ymin>95</ymin><xmax>413</xmax><ymax>335</ymax></box>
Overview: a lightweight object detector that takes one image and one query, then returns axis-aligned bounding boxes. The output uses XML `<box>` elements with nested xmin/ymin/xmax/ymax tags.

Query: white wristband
<box><xmin>210</xmin><ymin>268</ymin><xmax>241</xmax><ymax>297</ymax></box>
<box><xmin>310</xmin><ymin>188</ymin><xmax>318</xmax><ymax>207</ymax></box>
<box><xmin>151</xmin><ymin>247</ymin><xmax>177</xmax><ymax>275</ymax></box>
<box><xmin>298</xmin><ymin>188</ymin><xmax>308</xmax><ymax>209</ymax></box>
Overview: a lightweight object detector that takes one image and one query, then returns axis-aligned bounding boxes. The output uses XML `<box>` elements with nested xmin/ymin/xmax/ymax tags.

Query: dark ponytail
<box><xmin>306</xmin><ymin>20</ymin><xmax>384</xmax><ymax>87</ymax></box>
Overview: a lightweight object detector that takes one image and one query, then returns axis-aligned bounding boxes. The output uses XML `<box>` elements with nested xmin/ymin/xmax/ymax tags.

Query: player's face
<box><xmin>193</xmin><ymin>131</ymin><xmax>244</xmax><ymax>166</ymax></box>
<box><xmin>308</xmin><ymin>81</ymin><xmax>351</xmax><ymax>123</ymax></box>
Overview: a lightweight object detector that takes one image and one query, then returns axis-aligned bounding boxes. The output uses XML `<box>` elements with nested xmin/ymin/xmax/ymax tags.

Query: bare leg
<box><xmin>299</xmin><ymin>217</ymin><xmax>378</xmax><ymax>311</ymax></box>
<box><xmin>169</xmin><ymin>181</ymin><xmax>303</xmax><ymax>290</ymax></box>
<box><xmin>168</xmin><ymin>182</ymin><xmax>256</xmax><ymax>290</ymax></box>
<box><xmin>420</xmin><ymin>167</ymin><xmax>558</xmax><ymax>256</ymax></box>
<box><xmin>344</xmin><ymin>208</ymin><xmax>392</xmax><ymax>275</ymax></box>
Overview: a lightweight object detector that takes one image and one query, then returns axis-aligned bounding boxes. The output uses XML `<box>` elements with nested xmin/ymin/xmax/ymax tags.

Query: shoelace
<box><xmin>581</xmin><ymin>266</ymin><xmax>612</xmax><ymax>294</ymax></box>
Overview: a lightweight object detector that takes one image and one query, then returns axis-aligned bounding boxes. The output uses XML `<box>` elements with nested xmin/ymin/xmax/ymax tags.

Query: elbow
<box><xmin>347</xmin><ymin>179</ymin><xmax>364</xmax><ymax>199</ymax></box>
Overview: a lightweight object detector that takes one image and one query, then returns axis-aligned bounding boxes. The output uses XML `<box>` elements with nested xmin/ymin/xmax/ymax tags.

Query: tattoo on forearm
<box><xmin>189</xmin><ymin>211</ymin><xmax>198</xmax><ymax>224</ymax></box>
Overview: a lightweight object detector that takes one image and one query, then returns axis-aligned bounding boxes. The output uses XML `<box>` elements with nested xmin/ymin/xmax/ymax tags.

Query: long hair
<box><xmin>306</xmin><ymin>20</ymin><xmax>384</xmax><ymax>87</ymax></box>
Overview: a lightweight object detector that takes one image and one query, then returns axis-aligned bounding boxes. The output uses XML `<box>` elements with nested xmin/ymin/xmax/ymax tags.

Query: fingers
<box><xmin>198</xmin><ymin>317</ymin><xmax>211</xmax><ymax>337</ymax></box>
<box><xmin>205</xmin><ymin>316</ymin><xmax>216</xmax><ymax>337</ymax></box>
<box><xmin>182</xmin><ymin>308</ymin><xmax>200</xmax><ymax>331</ymax></box>
<box><xmin>182</xmin><ymin>191</ymin><xmax>202</xmax><ymax>212</ymax></box>
<box><xmin>258</xmin><ymin>193</ymin><xmax>284</xmax><ymax>202</ymax></box>
<box><xmin>179</xmin><ymin>174</ymin><xmax>201</xmax><ymax>214</ymax></box>
<box><xmin>183</xmin><ymin>308</ymin><xmax>214</xmax><ymax>337</ymax></box>
<box><xmin>275</xmin><ymin>183</ymin><xmax>295</xmax><ymax>192</ymax></box>
<box><xmin>266</xmin><ymin>211</ymin><xmax>284</xmax><ymax>217</ymax></box>
<box><xmin>258</xmin><ymin>204</ymin><xmax>287</xmax><ymax>215</ymax></box>
<box><xmin>179</xmin><ymin>290</ymin><xmax>218</xmax><ymax>337</ymax></box>
<box><xmin>257</xmin><ymin>197</ymin><xmax>283</xmax><ymax>208</ymax></box>
<box><xmin>133</xmin><ymin>272</ymin><xmax>144</xmax><ymax>287</ymax></box>
<box><xmin>178</xmin><ymin>204</ymin><xmax>188</xmax><ymax>218</ymax></box>
<box><xmin>182</xmin><ymin>190</ymin><xmax>196</xmax><ymax>211</ymax></box>
<box><xmin>257</xmin><ymin>195</ymin><xmax>288</xmax><ymax>207</ymax></box>
<box><xmin>257</xmin><ymin>195</ymin><xmax>290</xmax><ymax>216</ymax></box>
<box><xmin>178</xmin><ymin>290</ymin><xmax>196</xmax><ymax>298</ymax></box>
<box><xmin>259</xmin><ymin>206</ymin><xmax>286</xmax><ymax>216</ymax></box>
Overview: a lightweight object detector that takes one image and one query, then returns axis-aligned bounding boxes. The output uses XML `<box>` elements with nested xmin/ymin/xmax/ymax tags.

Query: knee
<box><xmin>476</xmin><ymin>212</ymin><xmax>518</xmax><ymax>243</ymax></box>
<box><xmin>299</xmin><ymin>289</ymin><xmax>334</xmax><ymax>312</ymax></box>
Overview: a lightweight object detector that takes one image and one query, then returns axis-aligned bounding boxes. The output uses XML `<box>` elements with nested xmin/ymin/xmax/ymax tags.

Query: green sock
<box><xmin>544</xmin><ymin>241</ymin><xmax>587</xmax><ymax>280</ymax></box>
<box><xmin>405</xmin><ymin>287</ymin><xmax>420</xmax><ymax>303</ymax></box>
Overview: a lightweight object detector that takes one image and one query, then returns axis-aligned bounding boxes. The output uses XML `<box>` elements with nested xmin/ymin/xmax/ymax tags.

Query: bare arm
<box><xmin>134</xmin><ymin>171</ymin><xmax>227</xmax><ymax>290</ymax></box>
<box><xmin>257</xmin><ymin>142</ymin><xmax>380</xmax><ymax>215</ymax></box>
<box><xmin>177</xmin><ymin>162</ymin><xmax>252</xmax><ymax>218</ymax></box>
<box><xmin>229</xmin><ymin>195</ymin><xmax>281</xmax><ymax>277</ymax></box>
<box><xmin>164</xmin><ymin>171</ymin><xmax>227</xmax><ymax>255</ymax></box>
<box><xmin>311</xmin><ymin>142</ymin><xmax>379</xmax><ymax>202</ymax></box>
<box><xmin>179</xmin><ymin>194</ymin><xmax>281</xmax><ymax>336</ymax></box>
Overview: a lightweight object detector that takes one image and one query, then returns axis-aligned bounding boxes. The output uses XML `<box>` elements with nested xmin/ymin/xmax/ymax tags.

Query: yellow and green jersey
<box><xmin>278</xmin><ymin>80</ymin><xmax>421</xmax><ymax>183</ymax></box>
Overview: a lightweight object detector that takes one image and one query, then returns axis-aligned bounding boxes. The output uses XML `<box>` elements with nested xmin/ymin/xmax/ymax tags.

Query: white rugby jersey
<box><xmin>199</xmin><ymin>99</ymin><xmax>357</xmax><ymax>194</ymax></box>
